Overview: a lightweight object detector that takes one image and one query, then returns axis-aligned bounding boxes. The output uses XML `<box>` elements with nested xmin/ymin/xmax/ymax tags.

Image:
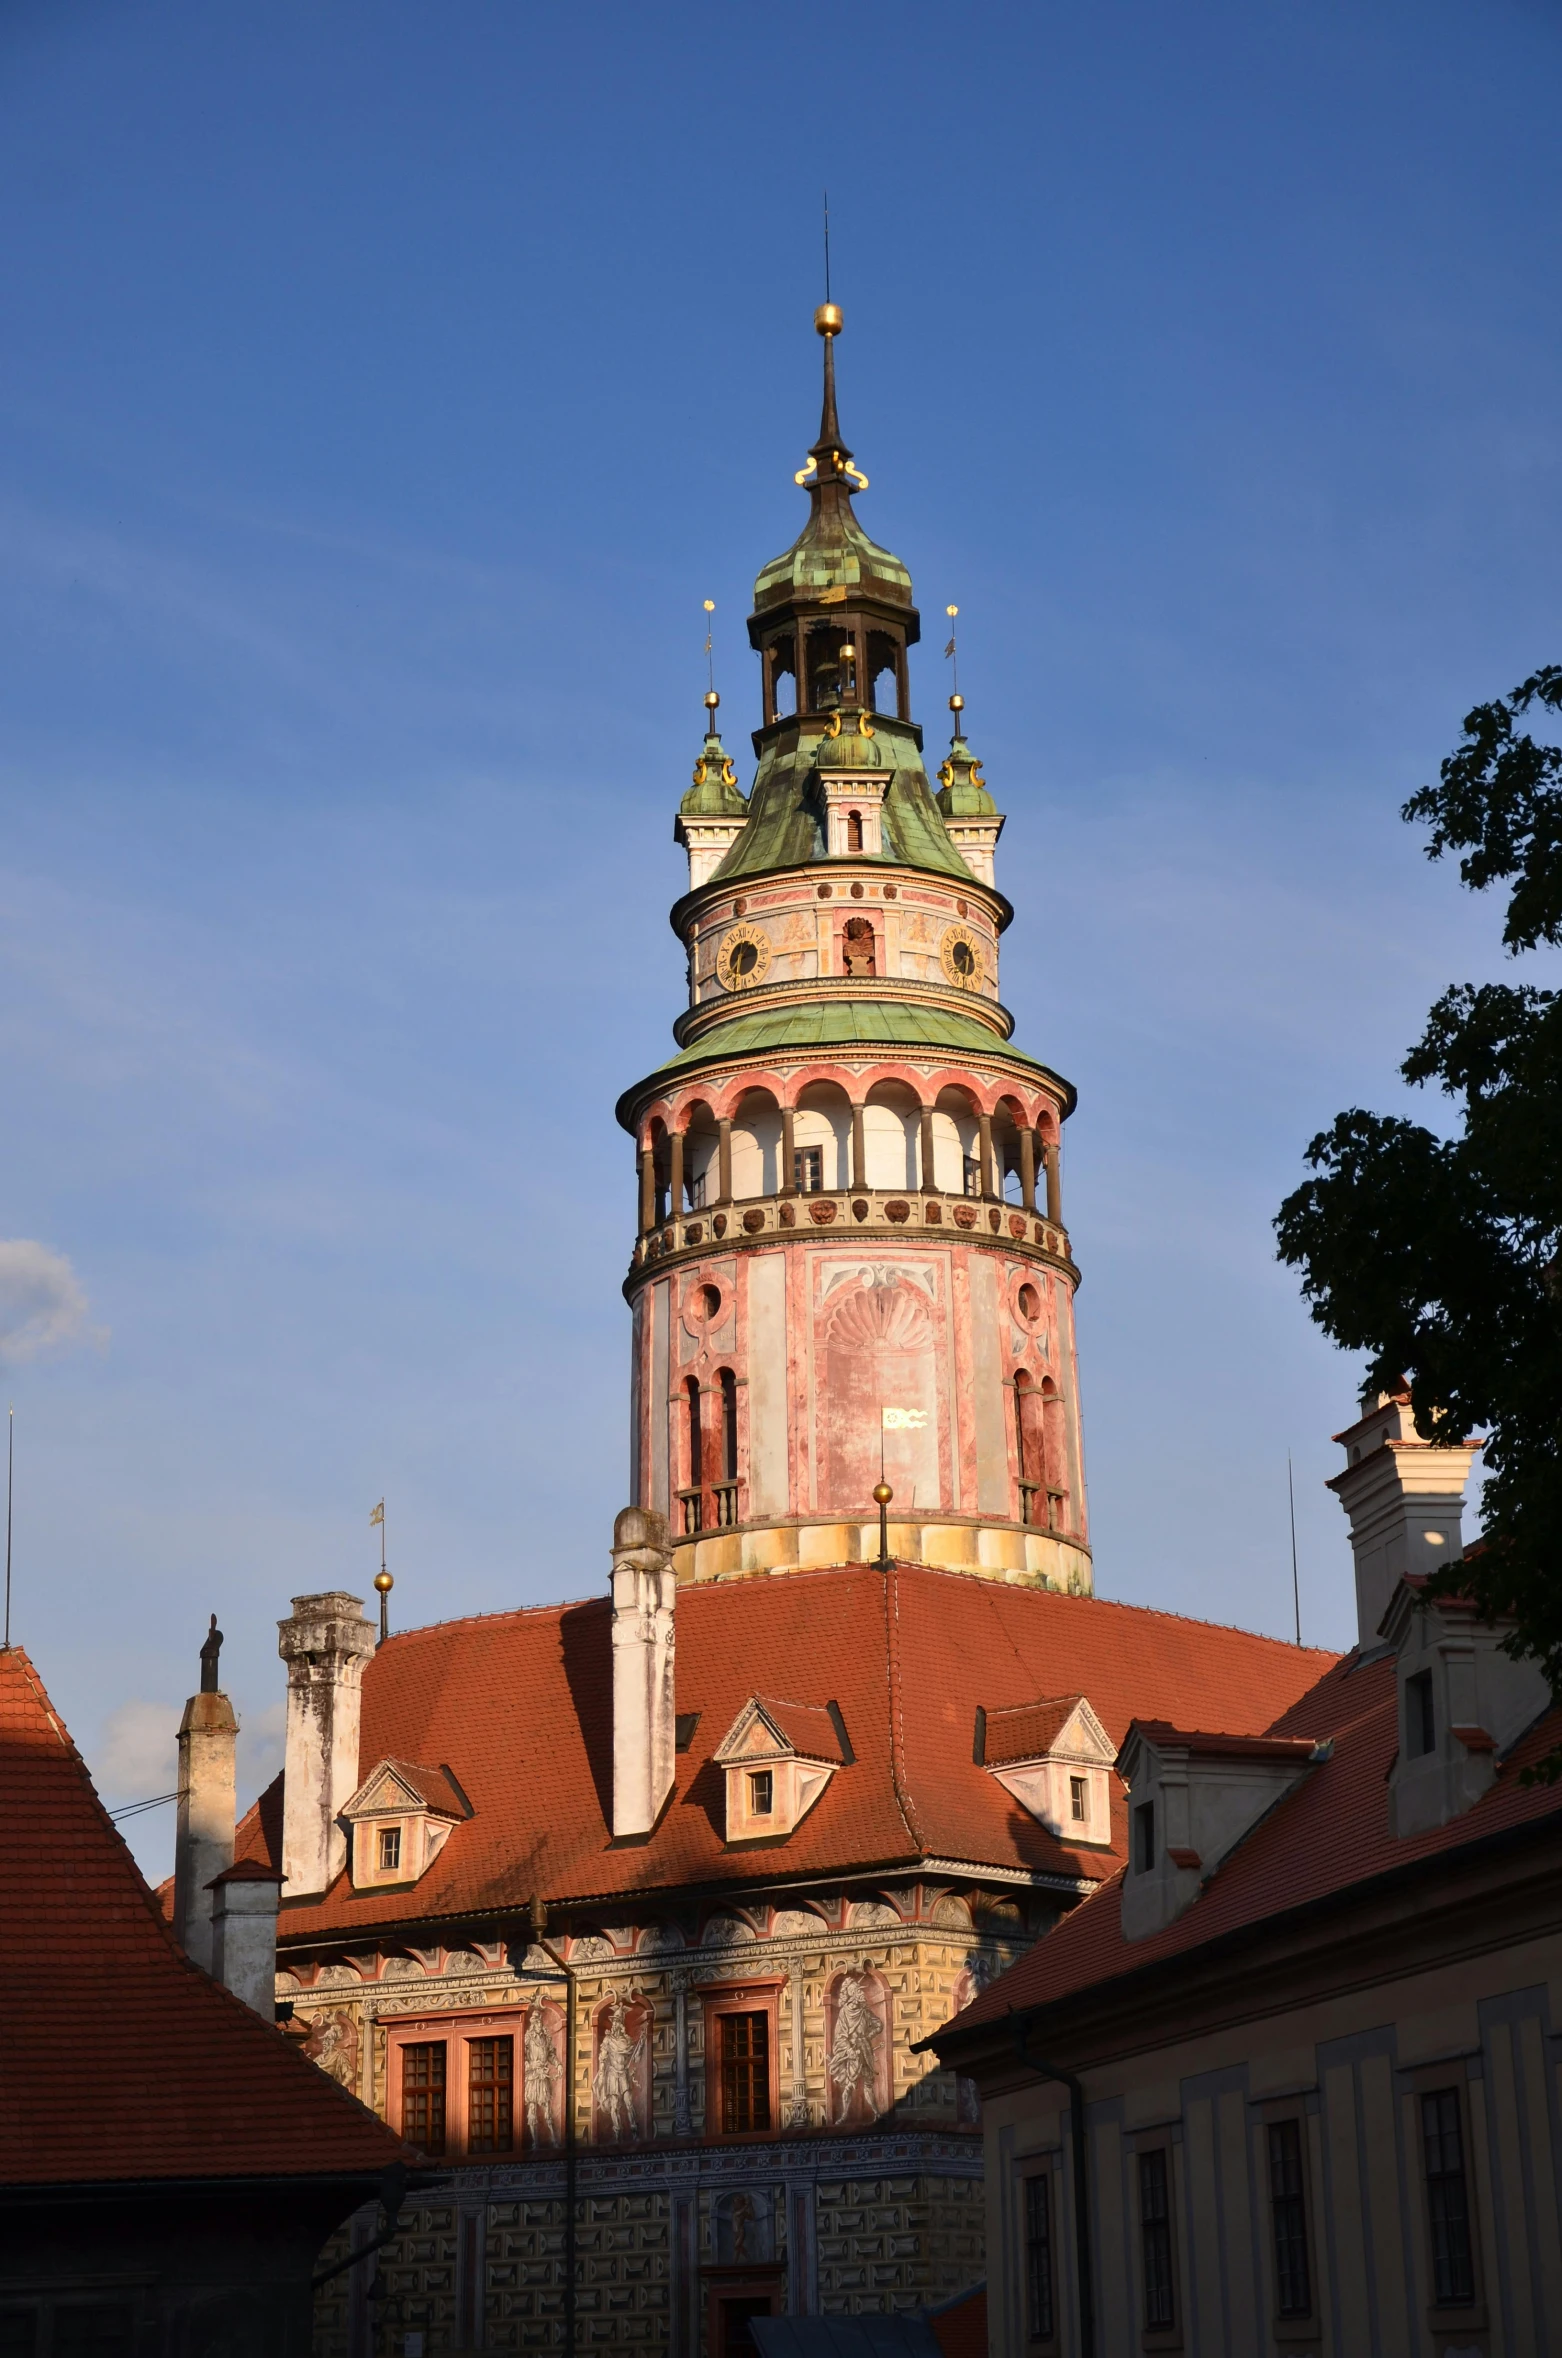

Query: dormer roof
<box><xmin>713</xmin><ymin>1696</ymin><xmax>849</xmax><ymax>1767</ymax></box>
<box><xmin>983</xmin><ymin>1694</ymin><xmax>1111</xmax><ymax>1768</ymax></box>
<box><xmin>343</xmin><ymin>1758</ymin><xmax>470</xmax><ymax>1822</ymax></box>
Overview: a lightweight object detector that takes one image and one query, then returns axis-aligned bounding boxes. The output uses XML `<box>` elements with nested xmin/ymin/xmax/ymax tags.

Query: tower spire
<box><xmin>814</xmin><ymin>302</ymin><xmax>845</xmax><ymax>457</ymax></box>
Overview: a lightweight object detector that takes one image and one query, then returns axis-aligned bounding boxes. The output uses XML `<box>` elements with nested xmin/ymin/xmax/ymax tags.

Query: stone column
<box><xmin>210</xmin><ymin>1859</ymin><xmax>283</xmax><ymax>2015</ymax></box>
<box><xmin>786</xmin><ymin>1972</ymin><xmax>809</xmax><ymax>2127</ymax></box>
<box><xmin>781</xmin><ymin>1105</ymin><xmax>797</xmax><ymax>1195</ymax></box>
<box><xmin>638</xmin><ymin>1147</ymin><xmax>655</xmax><ymax>1235</ymax></box>
<box><xmin>851</xmin><ymin>1103</ymin><xmax>867</xmax><ymax>1192</ymax></box>
<box><xmin>609</xmin><ymin>1506</ymin><xmax>677</xmax><ymax>1840</ymax></box>
<box><xmin>1045</xmin><ymin>1140</ymin><xmax>1063</xmax><ymax>1225</ymax></box>
<box><xmin>1019</xmin><ymin>1127</ymin><xmax>1037</xmax><ymax>1213</ymax></box>
<box><xmin>174</xmin><ymin>1614</ymin><xmax>236</xmax><ymax>1975</ymax></box>
<box><xmin>919</xmin><ymin>1106</ymin><xmax>937</xmax><ymax>1195</ymax></box>
<box><xmin>717</xmin><ymin>1118</ymin><xmax>733</xmax><ymax>1205</ymax></box>
<box><xmin>978</xmin><ymin>1110</ymin><xmax>996</xmax><ymax>1200</ymax></box>
<box><xmin>672</xmin><ymin>1971</ymin><xmax>693</xmax><ymax>2136</ymax></box>
<box><xmin>277</xmin><ymin>1593</ymin><xmax>375</xmax><ymax>1897</ymax></box>
<box><xmin>669</xmin><ymin>1128</ymin><xmax>685</xmax><ymax>1219</ymax></box>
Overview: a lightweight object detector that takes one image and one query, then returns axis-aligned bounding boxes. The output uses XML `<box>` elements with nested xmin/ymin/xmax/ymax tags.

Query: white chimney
<box><xmin>1328</xmin><ymin>1389</ymin><xmax>1481</xmax><ymax>1651</ymax></box>
<box><xmin>210</xmin><ymin>1859</ymin><xmax>284</xmax><ymax>2015</ymax></box>
<box><xmin>173</xmin><ymin>1614</ymin><xmax>237</xmax><ymax>1974</ymax></box>
<box><xmin>277</xmin><ymin>1591</ymin><xmax>375</xmax><ymax>1896</ymax></box>
<box><xmin>610</xmin><ymin>1506</ymin><xmax>676</xmax><ymax>1840</ymax></box>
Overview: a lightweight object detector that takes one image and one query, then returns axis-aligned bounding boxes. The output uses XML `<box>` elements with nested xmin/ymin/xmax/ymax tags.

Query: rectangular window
<box><xmin>1421</xmin><ymin>2088</ymin><xmax>1476</xmax><ymax>2306</ymax></box>
<box><xmin>1134</xmin><ymin>1800</ymin><xmax>1156</xmax><ymax>1872</ymax></box>
<box><xmin>1267</xmin><ymin>2118</ymin><xmax>1311</xmax><ymax>2318</ymax></box>
<box><xmin>377</xmin><ymin>1824</ymin><xmax>402</xmax><ymax>1872</ymax></box>
<box><xmin>690</xmin><ymin>1169</ymin><xmax>708</xmax><ymax>1209</ymax></box>
<box><xmin>1024</xmin><ymin>2173</ymin><xmax>1055</xmax><ymax>2341</ymax></box>
<box><xmin>794</xmin><ymin>1146</ymin><xmax>823</xmax><ymax>1193</ymax></box>
<box><xmin>1070</xmin><ymin>1775</ymin><xmax>1088</xmax><ymax>1823</ymax></box>
<box><xmin>748</xmin><ymin>1769</ymin><xmax>774</xmax><ymax>1816</ymax></box>
<box><xmin>467</xmin><ymin>2036</ymin><xmax>513</xmax><ymax>2154</ymax></box>
<box><xmin>1407</xmin><ymin>1670</ymin><xmax>1436</xmax><ymax>1758</ymax></box>
<box><xmin>718</xmin><ymin>2010</ymin><xmax>771</xmax><ymax>2134</ymax></box>
<box><xmin>1139</xmin><ymin>2149</ymin><xmax>1175</xmax><ymax>2332</ymax></box>
<box><xmin>963</xmin><ymin>1153</ymin><xmax>981</xmax><ymax>1198</ymax></box>
<box><xmin>401</xmin><ymin>2041</ymin><xmax>447</xmax><ymax>2156</ymax></box>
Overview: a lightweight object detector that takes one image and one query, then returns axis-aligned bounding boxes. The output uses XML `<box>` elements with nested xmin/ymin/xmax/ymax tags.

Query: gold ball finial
<box><xmin>950</xmin><ymin>693</ymin><xmax>964</xmax><ymax>713</ymax></box>
<box><xmin>373</xmin><ymin>1570</ymin><xmax>393</xmax><ymax>1596</ymax></box>
<box><xmin>704</xmin><ymin>689</ymin><xmax>720</xmax><ymax>711</ymax></box>
<box><xmin>815</xmin><ymin>302</ymin><xmax>843</xmax><ymax>336</ymax></box>
<box><xmin>872</xmin><ymin>1481</ymin><xmax>893</xmax><ymax>1506</ymax></box>
<box><xmin>946</xmin><ymin>604</ymin><xmax>959</xmax><ymax>619</ymax></box>
<box><xmin>703</xmin><ymin>599</ymin><xmax>715</xmax><ymax>614</ymax></box>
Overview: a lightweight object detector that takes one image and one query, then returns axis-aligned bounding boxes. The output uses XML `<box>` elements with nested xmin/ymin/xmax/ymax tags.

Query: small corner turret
<box><xmin>675</xmin><ymin>690</ymin><xmax>749</xmax><ymax>890</ymax></box>
<box><xmin>936</xmin><ymin>695</ymin><xmax>1004</xmax><ymax>886</ymax></box>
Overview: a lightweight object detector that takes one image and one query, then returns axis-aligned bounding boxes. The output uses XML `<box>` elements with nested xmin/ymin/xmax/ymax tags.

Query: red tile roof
<box><xmin>1122</xmin><ymin>1722</ymin><xmax>1321</xmax><ymax>1763</ymax></box>
<box><xmin>748</xmin><ymin>1699</ymin><xmax>849</xmax><ymax>1763</ymax></box>
<box><xmin>0</xmin><ymin>1646</ymin><xmax>409</xmax><ymax>2187</ymax></box>
<box><xmin>983</xmin><ymin>1696</ymin><xmax>1086</xmax><ymax>1766</ymax></box>
<box><xmin>354</xmin><ymin>1760</ymin><xmax>471</xmax><ymax>1818</ymax></box>
<box><xmin>946</xmin><ymin>1650</ymin><xmax>1562</xmax><ymax>2035</ymax></box>
<box><xmin>232</xmin><ymin>1564</ymin><xmax>1335</xmax><ymax>1937</ymax></box>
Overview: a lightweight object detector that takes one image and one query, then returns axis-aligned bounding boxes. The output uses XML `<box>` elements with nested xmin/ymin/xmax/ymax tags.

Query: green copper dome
<box><xmin>752</xmin><ymin>499</ymin><xmax>913</xmax><ymax>614</ymax></box>
<box><xmin>679</xmin><ymin>724</ymin><xmax>748</xmax><ymax>819</ymax></box>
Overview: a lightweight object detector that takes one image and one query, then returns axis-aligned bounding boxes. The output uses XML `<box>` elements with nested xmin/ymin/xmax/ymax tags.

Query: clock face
<box><xmin>940</xmin><ymin>925</ymin><xmax>984</xmax><ymax>989</ymax></box>
<box><xmin>716</xmin><ymin>923</ymin><xmax>772</xmax><ymax>992</ymax></box>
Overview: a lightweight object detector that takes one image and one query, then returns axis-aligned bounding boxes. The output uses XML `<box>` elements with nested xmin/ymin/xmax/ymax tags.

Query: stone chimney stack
<box><xmin>277</xmin><ymin>1591</ymin><xmax>375</xmax><ymax>1896</ymax></box>
<box><xmin>210</xmin><ymin>1859</ymin><xmax>285</xmax><ymax>2015</ymax></box>
<box><xmin>1328</xmin><ymin>1388</ymin><xmax>1481</xmax><ymax>1651</ymax></box>
<box><xmin>610</xmin><ymin>1506</ymin><xmax>676</xmax><ymax>1841</ymax></box>
<box><xmin>173</xmin><ymin>1614</ymin><xmax>237</xmax><ymax>1974</ymax></box>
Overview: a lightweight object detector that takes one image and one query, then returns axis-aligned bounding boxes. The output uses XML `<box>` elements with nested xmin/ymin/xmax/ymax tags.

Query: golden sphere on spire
<box><xmin>704</xmin><ymin>689</ymin><xmax>720</xmax><ymax>710</ymax></box>
<box><xmin>949</xmin><ymin>693</ymin><xmax>965</xmax><ymax>712</ymax></box>
<box><xmin>872</xmin><ymin>1481</ymin><xmax>893</xmax><ymax>1506</ymax></box>
<box><xmin>373</xmin><ymin>1571</ymin><xmax>393</xmax><ymax>1595</ymax></box>
<box><xmin>815</xmin><ymin>302</ymin><xmax>843</xmax><ymax>336</ymax></box>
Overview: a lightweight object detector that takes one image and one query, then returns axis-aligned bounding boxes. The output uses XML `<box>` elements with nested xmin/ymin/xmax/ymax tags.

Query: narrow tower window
<box><xmin>686</xmin><ymin>1377</ymin><xmax>703</xmax><ymax>1489</ymax></box>
<box><xmin>720</xmin><ymin>1368</ymin><xmax>739</xmax><ymax>1482</ymax></box>
<box><xmin>846</xmin><ymin>809</ymin><xmax>864</xmax><ymax>852</ymax></box>
<box><xmin>794</xmin><ymin>1145</ymin><xmax>824</xmax><ymax>1193</ymax></box>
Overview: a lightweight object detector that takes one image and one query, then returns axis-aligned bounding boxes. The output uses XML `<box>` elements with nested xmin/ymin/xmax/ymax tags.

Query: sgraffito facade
<box><xmin>165</xmin><ymin>309</ymin><xmax>1339</xmax><ymax>2358</ymax></box>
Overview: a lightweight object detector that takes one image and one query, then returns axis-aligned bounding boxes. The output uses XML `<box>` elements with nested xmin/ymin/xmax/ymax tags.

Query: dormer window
<box><xmin>342</xmin><ymin>1759</ymin><xmax>470</xmax><ymax>1890</ymax></box>
<box><xmin>1134</xmin><ymin>1800</ymin><xmax>1155</xmax><ymax>1872</ymax></box>
<box><xmin>977</xmin><ymin>1694</ymin><xmax>1116</xmax><ymax>1846</ymax></box>
<box><xmin>1117</xmin><ymin>1722</ymin><xmax>1321</xmax><ymax>1941</ymax></box>
<box><xmin>713</xmin><ymin>1697</ymin><xmax>850</xmax><ymax>1844</ymax></box>
<box><xmin>1381</xmin><ymin>1575</ymin><xmax>1551</xmax><ymax>1837</ymax></box>
<box><xmin>1406</xmin><ymin>1670</ymin><xmax>1436</xmax><ymax>1758</ymax></box>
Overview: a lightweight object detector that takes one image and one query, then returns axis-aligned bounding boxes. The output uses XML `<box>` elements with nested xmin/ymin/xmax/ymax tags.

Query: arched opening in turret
<box><xmin>793</xmin><ymin>1081</ymin><xmax>852</xmax><ymax>1192</ymax></box>
<box><xmin>765</xmin><ymin>636</ymin><xmax>797</xmax><ymax>722</ymax></box>
<box><xmin>864</xmin><ymin>1081</ymin><xmax>921</xmax><ymax>1190</ymax></box>
<box><xmin>729</xmin><ymin>1087</ymin><xmax>782</xmax><ymax>1199</ymax></box>
<box><xmin>845</xmin><ymin>809</ymin><xmax>864</xmax><ymax>853</ymax></box>
<box><xmin>685</xmin><ymin>1375</ymin><xmax>704</xmax><ymax>1505</ymax></box>
<box><xmin>806</xmin><ymin>625</ymin><xmax>851</xmax><ymax>712</ymax></box>
<box><xmin>682</xmin><ymin>1101</ymin><xmax>719</xmax><ymax>1211</ymax></box>
<box><xmin>867</xmin><ymin>630</ymin><xmax>904</xmax><ymax>719</ymax></box>
<box><xmin>719</xmin><ymin>1368</ymin><xmax>739</xmax><ymax>1485</ymax></box>
<box><xmin>993</xmin><ymin>1100</ymin><xmax>1026</xmax><ymax>1205</ymax></box>
<box><xmin>1042</xmin><ymin>1376</ymin><xmax>1069</xmax><ymax>1532</ymax></box>
<box><xmin>930</xmin><ymin>1086</ymin><xmax>981</xmax><ymax>1196</ymax></box>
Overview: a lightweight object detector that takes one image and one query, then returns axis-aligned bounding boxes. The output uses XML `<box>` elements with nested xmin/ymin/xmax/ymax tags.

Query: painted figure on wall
<box><xmin>827</xmin><ymin>1971</ymin><xmax>888</xmax><ymax>2125</ymax></box>
<box><xmin>592</xmin><ymin>1992</ymin><xmax>652</xmax><ymax>2143</ymax></box>
<box><xmin>523</xmin><ymin>2001</ymin><xmax>563</xmax><ymax>2148</ymax></box>
<box><xmin>818</xmin><ymin>1268</ymin><xmax>941</xmax><ymax>1511</ymax></box>
<box><xmin>302</xmin><ymin>2007</ymin><xmax>361</xmax><ymax>2093</ymax></box>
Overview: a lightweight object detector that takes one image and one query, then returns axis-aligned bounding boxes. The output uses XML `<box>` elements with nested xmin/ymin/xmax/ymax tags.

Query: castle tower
<box><xmin>618</xmin><ymin>307</ymin><xmax>1089</xmax><ymax>1592</ymax></box>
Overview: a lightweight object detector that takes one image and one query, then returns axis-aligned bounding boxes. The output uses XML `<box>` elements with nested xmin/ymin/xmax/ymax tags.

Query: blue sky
<box><xmin>2</xmin><ymin>0</ymin><xmax>1558</xmax><ymax>1875</ymax></box>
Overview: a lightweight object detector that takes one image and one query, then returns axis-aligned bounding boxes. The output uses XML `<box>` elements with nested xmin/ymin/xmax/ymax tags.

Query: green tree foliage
<box><xmin>1276</xmin><ymin>667</ymin><xmax>1562</xmax><ymax>1713</ymax></box>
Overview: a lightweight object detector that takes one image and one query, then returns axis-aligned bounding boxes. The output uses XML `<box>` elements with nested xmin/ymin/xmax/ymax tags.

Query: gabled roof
<box><xmin>230</xmin><ymin>1564</ymin><xmax>1335</xmax><ymax>1937</ymax></box>
<box><xmin>0</xmin><ymin>1647</ymin><xmax>407</xmax><ymax>2188</ymax></box>
<box><xmin>943</xmin><ymin>1651</ymin><xmax>1562</xmax><ymax>2037</ymax></box>
<box><xmin>1117</xmin><ymin>1721</ymin><xmax>1321</xmax><ymax>1769</ymax></box>
<box><xmin>714</xmin><ymin>1697</ymin><xmax>848</xmax><ymax>1766</ymax></box>
<box><xmin>983</xmin><ymin>1695</ymin><xmax>1112</xmax><ymax>1768</ymax></box>
<box><xmin>344</xmin><ymin>1758</ymin><xmax>470</xmax><ymax>1821</ymax></box>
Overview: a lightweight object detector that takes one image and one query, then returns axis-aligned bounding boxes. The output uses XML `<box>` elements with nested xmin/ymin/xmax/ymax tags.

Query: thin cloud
<box><xmin>97</xmin><ymin>1697</ymin><xmax>178</xmax><ymax>1804</ymax></box>
<box><xmin>0</xmin><ymin>1239</ymin><xmax>104</xmax><ymax>1362</ymax></box>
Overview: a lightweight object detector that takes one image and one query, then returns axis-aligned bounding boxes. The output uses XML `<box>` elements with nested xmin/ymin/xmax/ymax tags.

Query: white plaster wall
<box><xmin>649</xmin><ymin>1279</ymin><xmax>670</xmax><ymax>1517</ymax></box>
<box><xmin>863</xmin><ymin>1098</ymin><xmax>919</xmax><ymax>1188</ymax></box>
<box><xmin>929</xmin><ymin>1107</ymin><xmax>978</xmax><ymax>1193</ymax></box>
<box><xmin>729</xmin><ymin>1104</ymin><xmax>781</xmax><ymax>1196</ymax></box>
